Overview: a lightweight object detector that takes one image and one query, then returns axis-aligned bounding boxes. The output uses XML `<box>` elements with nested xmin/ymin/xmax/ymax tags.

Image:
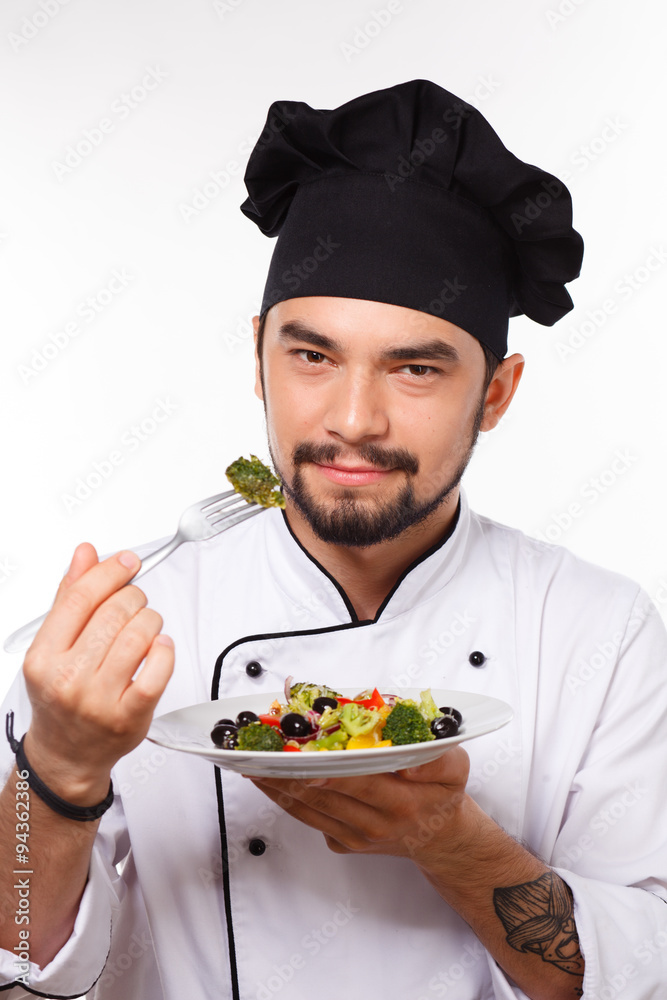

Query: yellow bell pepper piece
<box><xmin>346</xmin><ymin>733</ymin><xmax>377</xmax><ymax>750</ymax></box>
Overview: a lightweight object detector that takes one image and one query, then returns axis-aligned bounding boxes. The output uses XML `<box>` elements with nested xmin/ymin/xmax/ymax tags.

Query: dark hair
<box><xmin>255</xmin><ymin>310</ymin><xmax>502</xmax><ymax>392</ymax></box>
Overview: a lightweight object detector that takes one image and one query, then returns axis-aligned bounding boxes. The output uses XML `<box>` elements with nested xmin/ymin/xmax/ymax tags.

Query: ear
<box><xmin>252</xmin><ymin>314</ymin><xmax>263</xmax><ymax>402</ymax></box>
<box><xmin>480</xmin><ymin>353</ymin><xmax>524</xmax><ymax>431</ymax></box>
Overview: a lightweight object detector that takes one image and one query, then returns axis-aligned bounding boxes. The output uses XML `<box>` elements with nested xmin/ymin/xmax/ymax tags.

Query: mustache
<box><xmin>292</xmin><ymin>441</ymin><xmax>419</xmax><ymax>476</ymax></box>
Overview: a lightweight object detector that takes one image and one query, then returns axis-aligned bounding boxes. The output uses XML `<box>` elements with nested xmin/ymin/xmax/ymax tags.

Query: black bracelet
<box><xmin>5</xmin><ymin>711</ymin><xmax>114</xmax><ymax>822</ymax></box>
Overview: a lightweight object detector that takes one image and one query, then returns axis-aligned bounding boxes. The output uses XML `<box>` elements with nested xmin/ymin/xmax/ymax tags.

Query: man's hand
<box><xmin>249</xmin><ymin>746</ymin><xmax>474</xmax><ymax>866</ymax></box>
<box><xmin>250</xmin><ymin>749</ymin><xmax>585</xmax><ymax>1000</ymax></box>
<box><xmin>22</xmin><ymin>541</ymin><xmax>174</xmax><ymax>803</ymax></box>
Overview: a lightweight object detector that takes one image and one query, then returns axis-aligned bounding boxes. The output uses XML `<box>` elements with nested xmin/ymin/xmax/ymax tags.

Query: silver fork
<box><xmin>3</xmin><ymin>489</ymin><xmax>265</xmax><ymax>655</ymax></box>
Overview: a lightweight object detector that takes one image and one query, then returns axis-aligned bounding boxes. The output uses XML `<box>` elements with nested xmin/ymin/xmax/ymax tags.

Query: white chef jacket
<box><xmin>1</xmin><ymin>492</ymin><xmax>667</xmax><ymax>1000</ymax></box>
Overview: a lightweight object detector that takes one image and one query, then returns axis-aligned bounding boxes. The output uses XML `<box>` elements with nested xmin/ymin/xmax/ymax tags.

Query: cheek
<box><xmin>263</xmin><ymin>372</ymin><xmax>321</xmax><ymax>452</ymax></box>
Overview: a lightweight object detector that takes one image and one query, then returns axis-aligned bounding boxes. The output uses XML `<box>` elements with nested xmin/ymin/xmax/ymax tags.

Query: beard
<box><xmin>268</xmin><ymin>392</ymin><xmax>486</xmax><ymax>549</ymax></box>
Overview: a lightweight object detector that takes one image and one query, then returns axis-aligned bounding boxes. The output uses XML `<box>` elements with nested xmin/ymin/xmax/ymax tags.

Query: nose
<box><xmin>323</xmin><ymin>371</ymin><xmax>389</xmax><ymax>443</ymax></box>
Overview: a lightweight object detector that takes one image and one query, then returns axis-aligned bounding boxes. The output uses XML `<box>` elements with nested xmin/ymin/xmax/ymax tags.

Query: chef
<box><xmin>1</xmin><ymin>80</ymin><xmax>666</xmax><ymax>1000</ymax></box>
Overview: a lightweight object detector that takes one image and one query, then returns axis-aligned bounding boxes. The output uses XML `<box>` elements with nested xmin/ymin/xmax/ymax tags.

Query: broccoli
<box><xmin>301</xmin><ymin>728</ymin><xmax>350</xmax><ymax>752</ymax></box>
<box><xmin>237</xmin><ymin>722</ymin><xmax>285</xmax><ymax>751</ymax></box>
<box><xmin>339</xmin><ymin>702</ymin><xmax>381</xmax><ymax>738</ymax></box>
<box><xmin>288</xmin><ymin>682</ymin><xmax>342</xmax><ymax>713</ymax></box>
<box><xmin>382</xmin><ymin>701</ymin><xmax>434</xmax><ymax>746</ymax></box>
<box><xmin>225</xmin><ymin>455</ymin><xmax>285</xmax><ymax>509</ymax></box>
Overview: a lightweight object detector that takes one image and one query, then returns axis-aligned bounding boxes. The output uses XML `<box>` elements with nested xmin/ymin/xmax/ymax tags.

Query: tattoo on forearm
<box><xmin>493</xmin><ymin>871</ymin><xmax>585</xmax><ymax>983</ymax></box>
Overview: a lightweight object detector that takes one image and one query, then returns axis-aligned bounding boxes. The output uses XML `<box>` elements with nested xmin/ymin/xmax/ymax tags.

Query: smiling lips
<box><xmin>314</xmin><ymin>462</ymin><xmax>395</xmax><ymax>486</ymax></box>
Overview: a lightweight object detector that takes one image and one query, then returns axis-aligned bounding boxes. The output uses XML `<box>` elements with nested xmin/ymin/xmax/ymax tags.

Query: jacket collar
<box><xmin>264</xmin><ymin>491</ymin><xmax>471</xmax><ymax>625</ymax></box>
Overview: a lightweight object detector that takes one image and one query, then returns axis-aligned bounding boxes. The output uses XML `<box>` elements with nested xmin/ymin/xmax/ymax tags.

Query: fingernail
<box><xmin>156</xmin><ymin>634</ymin><xmax>174</xmax><ymax>648</ymax></box>
<box><xmin>118</xmin><ymin>551</ymin><xmax>139</xmax><ymax>570</ymax></box>
<box><xmin>304</xmin><ymin>778</ymin><xmax>328</xmax><ymax>788</ymax></box>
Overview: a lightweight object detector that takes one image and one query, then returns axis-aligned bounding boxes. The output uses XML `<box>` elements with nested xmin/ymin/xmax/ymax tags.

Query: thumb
<box><xmin>398</xmin><ymin>745</ymin><xmax>470</xmax><ymax>785</ymax></box>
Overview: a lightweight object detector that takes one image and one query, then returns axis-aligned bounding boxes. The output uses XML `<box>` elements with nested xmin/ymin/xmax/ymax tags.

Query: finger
<box><xmin>93</xmin><ymin>607</ymin><xmax>164</xmax><ymax>694</ymax></box>
<box><xmin>250</xmin><ymin>779</ymin><xmax>366</xmax><ymax>847</ymax></box>
<box><xmin>36</xmin><ymin>549</ymin><xmax>142</xmax><ymax>651</ymax></box>
<box><xmin>60</xmin><ymin>542</ymin><xmax>99</xmax><ymax>589</ymax></box>
<box><xmin>71</xmin><ymin>584</ymin><xmax>149</xmax><ymax>672</ymax></box>
<box><xmin>121</xmin><ymin>633</ymin><xmax>175</xmax><ymax>716</ymax></box>
<box><xmin>252</xmin><ymin>775</ymin><xmax>384</xmax><ymax>830</ymax></box>
<box><xmin>398</xmin><ymin>745</ymin><xmax>470</xmax><ymax>785</ymax></box>
<box><xmin>47</xmin><ymin>542</ymin><xmax>99</xmax><ymax>612</ymax></box>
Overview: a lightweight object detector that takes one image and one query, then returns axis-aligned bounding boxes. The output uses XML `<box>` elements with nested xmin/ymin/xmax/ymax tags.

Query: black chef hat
<box><xmin>241</xmin><ymin>79</ymin><xmax>583</xmax><ymax>359</ymax></box>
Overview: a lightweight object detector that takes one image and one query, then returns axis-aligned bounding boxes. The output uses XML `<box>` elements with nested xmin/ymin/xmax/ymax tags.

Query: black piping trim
<box><xmin>210</xmin><ymin>495</ymin><xmax>461</xmax><ymax>1000</ymax></box>
<box><xmin>280</xmin><ymin>498</ymin><xmax>461</xmax><ymax>626</ymax></box>
<box><xmin>0</xmin><ymin>944</ymin><xmax>111</xmax><ymax>997</ymax></box>
<box><xmin>214</xmin><ymin>765</ymin><xmax>240</xmax><ymax>1000</ymax></box>
<box><xmin>211</xmin><ymin>620</ymin><xmax>372</xmax><ymax>701</ymax></box>
<box><xmin>0</xmin><ymin>986</ymin><xmax>95</xmax><ymax>998</ymax></box>
<box><xmin>373</xmin><ymin>498</ymin><xmax>461</xmax><ymax>620</ymax></box>
<box><xmin>280</xmin><ymin>510</ymin><xmax>359</xmax><ymax>622</ymax></box>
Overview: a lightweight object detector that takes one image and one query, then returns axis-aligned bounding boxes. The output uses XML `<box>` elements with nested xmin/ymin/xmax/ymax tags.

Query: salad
<box><xmin>225</xmin><ymin>454</ymin><xmax>285</xmax><ymax>508</ymax></box>
<box><xmin>210</xmin><ymin>680</ymin><xmax>463</xmax><ymax>752</ymax></box>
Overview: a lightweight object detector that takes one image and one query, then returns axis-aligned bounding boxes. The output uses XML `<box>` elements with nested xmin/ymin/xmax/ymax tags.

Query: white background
<box><xmin>1</xmin><ymin>0</ymin><xmax>665</xmax><ymax>701</ymax></box>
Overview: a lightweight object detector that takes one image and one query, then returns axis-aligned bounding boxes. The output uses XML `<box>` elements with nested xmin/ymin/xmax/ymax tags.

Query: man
<box><xmin>0</xmin><ymin>80</ymin><xmax>666</xmax><ymax>999</ymax></box>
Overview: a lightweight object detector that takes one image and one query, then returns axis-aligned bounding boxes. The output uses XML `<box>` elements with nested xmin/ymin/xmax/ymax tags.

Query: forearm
<box><xmin>418</xmin><ymin>796</ymin><xmax>584</xmax><ymax>1000</ymax></box>
<box><xmin>0</xmin><ymin>737</ymin><xmax>109</xmax><ymax>971</ymax></box>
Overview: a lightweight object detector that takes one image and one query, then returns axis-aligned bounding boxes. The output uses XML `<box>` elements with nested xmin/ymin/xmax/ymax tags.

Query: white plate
<box><xmin>147</xmin><ymin>688</ymin><xmax>513</xmax><ymax>778</ymax></box>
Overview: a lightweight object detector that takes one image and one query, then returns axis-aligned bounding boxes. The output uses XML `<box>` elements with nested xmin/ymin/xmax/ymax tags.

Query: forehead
<box><xmin>263</xmin><ymin>296</ymin><xmax>482</xmax><ymax>362</ymax></box>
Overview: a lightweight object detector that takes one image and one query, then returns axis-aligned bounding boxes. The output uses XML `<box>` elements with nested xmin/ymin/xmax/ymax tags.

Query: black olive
<box><xmin>222</xmin><ymin>732</ymin><xmax>239</xmax><ymax>750</ymax></box>
<box><xmin>214</xmin><ymin>718</ymin><xmax>236</xmax><ymax>728</ymax></box>
<box><xmin>431</xmin><ymin>716</ymin><xmax>460</xmax><ymax>740</ymax></box>
<box><xmin>236</xmin><ymin>710</ymin><xmax>259</xmax><ymax>728</ymax></box>
<box><xmin>280</xmin><ymin>713</ymin><xmax>313</xmax><ymax>738</ymax></box>
<box><xmin>438</xmin><ymin>707</ymin><xmax>463</xmax><ymax>726</ymax></box>
<box><xmin>211</xmin><ymin>722</ymin><xmax>238</xmax><ymax>747</ymax></box>
<box><xmin>312</xmin><ymin>696</ymin><xmax>338</xmax><ymax>714</ymax></box>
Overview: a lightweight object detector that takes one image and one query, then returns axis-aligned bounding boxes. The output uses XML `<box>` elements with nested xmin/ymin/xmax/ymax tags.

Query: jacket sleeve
<box><xmin>0</xmin><ymin>667</ymin><xmax>128</xmax><ymax>998</ymax></box>
<box><xmin>492</xmin><ymin>587</ymin><xmax>667</xmax><ymax>999</ymax></box>
<box><xmin>553</xmin><ymin>589</ymin><xmax>667</xmax><ymax>996</ymax></box>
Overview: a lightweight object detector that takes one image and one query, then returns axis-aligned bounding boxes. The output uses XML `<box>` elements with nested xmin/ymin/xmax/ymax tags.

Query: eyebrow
<box><xmin>276</xmin><ymin>321</ymin><xmax>461</xmax><ymax>364</ymax></box>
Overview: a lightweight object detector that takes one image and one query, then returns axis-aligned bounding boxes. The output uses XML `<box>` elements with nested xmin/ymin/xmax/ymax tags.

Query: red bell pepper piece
<box><xmin>336</xmin><ymin>688</ymin><xmax>385</xmax><ymax>709</ymax></box>
<box><xmin>258</xmin><ymin>713</ymin><xmax>282</xmax><ymax>728</ymax></box>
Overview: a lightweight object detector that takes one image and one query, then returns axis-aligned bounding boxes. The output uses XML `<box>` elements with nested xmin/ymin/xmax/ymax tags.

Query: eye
<box><xmin>294</xmin><ymin>349</ymin><xmax>328</xmax><ymax>364</ymax></box>
<box><xmin>397</xmin><ymin>364</ymin><xmax>437</xmax><ymax>377</ymax></box>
